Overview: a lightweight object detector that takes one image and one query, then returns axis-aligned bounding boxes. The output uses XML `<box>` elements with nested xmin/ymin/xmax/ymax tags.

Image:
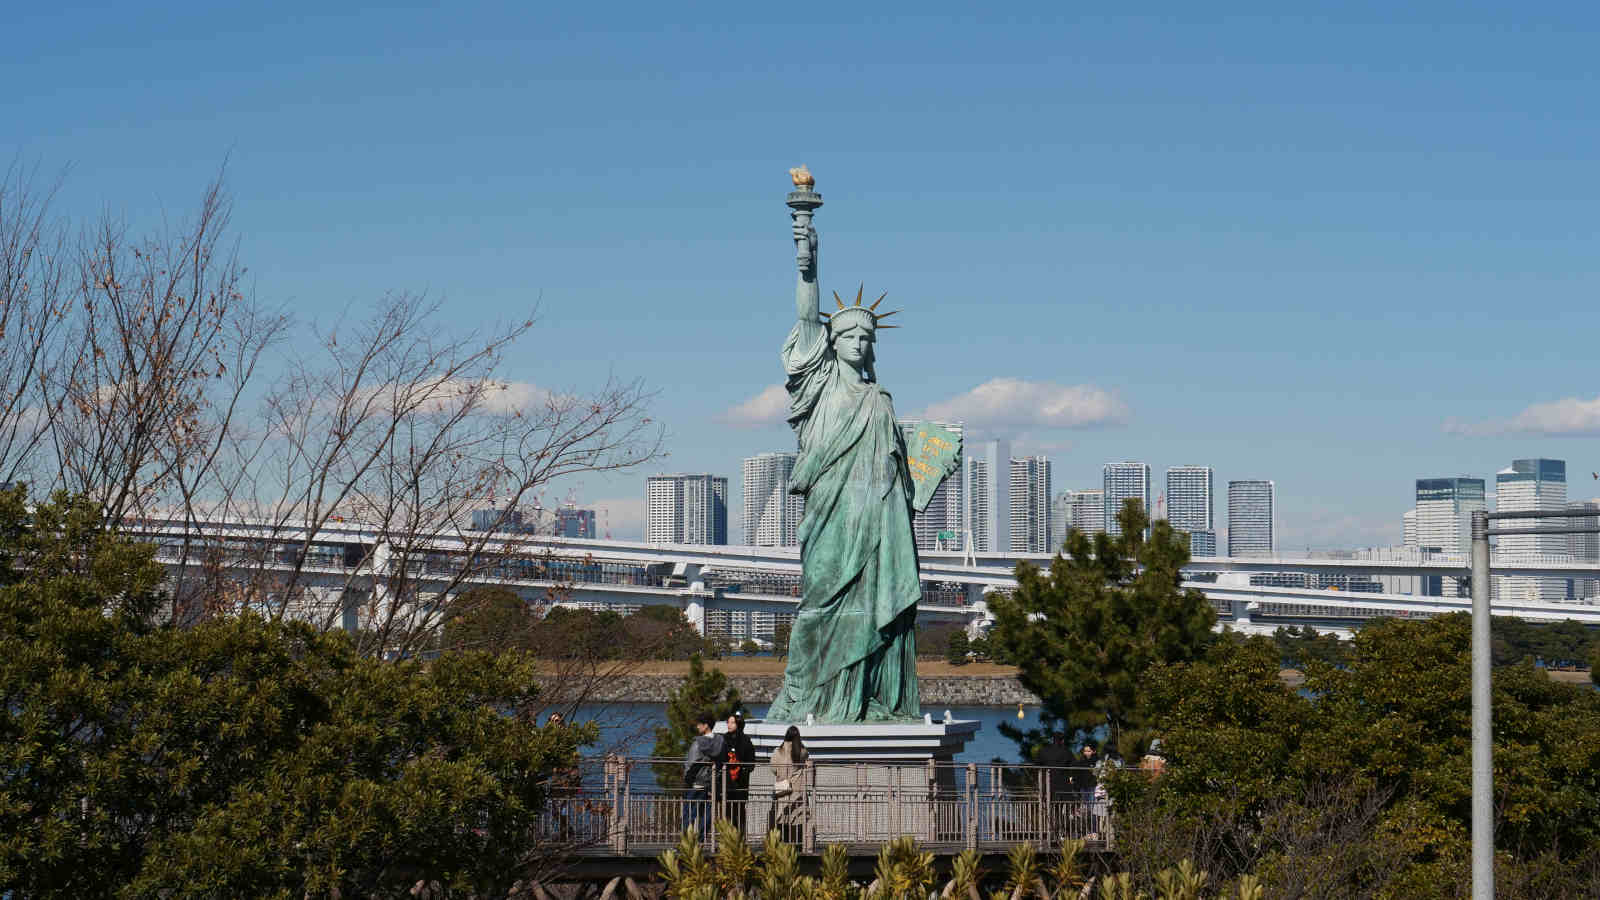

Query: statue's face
<box><xmin>832</xmin><ymin>325</ymin><xmax>873</xmax><ymax>368</ymax></box>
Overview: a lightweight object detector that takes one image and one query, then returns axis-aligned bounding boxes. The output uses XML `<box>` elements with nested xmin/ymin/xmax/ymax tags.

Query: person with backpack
<box><xmin>682</xmin><ymin>712</ymin><xmax>724</xmax><ymax>839</ymax></box>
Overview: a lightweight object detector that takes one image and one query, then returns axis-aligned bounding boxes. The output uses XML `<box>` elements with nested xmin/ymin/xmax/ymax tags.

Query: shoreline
<box><xmin>535</xmin><ymin>659</ymin><xmax>1040</xmax><ymax>706</ymax></box>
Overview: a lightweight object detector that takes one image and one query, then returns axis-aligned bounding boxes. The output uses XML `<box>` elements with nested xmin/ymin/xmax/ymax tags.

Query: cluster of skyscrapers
<box><xmin>1403</xmin><ymin>458</ymin><xmax>1599</xmax><ymax>602</ymax></box>
<box><xmin>466</xmin><ymin>503</ymin><xmax>597</xmax><ymax>538</ymax></box>
<box><xmin>1059</xmin><ymin>462</ymin><xmax>1274</xmax><ymax>558</ymax></box>
<box><xmin>644</xmin><ymin>428</ymin><xmax>1279</xmax><ymax>561</ymax></box>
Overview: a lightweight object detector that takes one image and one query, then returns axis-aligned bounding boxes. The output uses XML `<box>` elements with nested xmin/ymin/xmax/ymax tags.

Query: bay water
<box><xmin>569</xmin><ymin>702</ymin><xmax>1038</xmax><ymax>765</ymax></box>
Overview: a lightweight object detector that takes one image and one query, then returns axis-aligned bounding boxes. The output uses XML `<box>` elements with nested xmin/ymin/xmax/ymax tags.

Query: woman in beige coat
<box><xmin>767</xmin><ymin>725</ymin><xmax>809</xmax><ymax>843</ymax></box>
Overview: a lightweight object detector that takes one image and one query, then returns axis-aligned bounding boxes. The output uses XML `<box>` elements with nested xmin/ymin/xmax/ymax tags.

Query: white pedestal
<box><xmin>738</xmin><ymin>712</ymin><xmax>980</xmax><ymax>761</ymax></box>
<box><xmin>718</xmin><ymin>714</ymin><xmax>982</xmax><ymax>844</ymax></box>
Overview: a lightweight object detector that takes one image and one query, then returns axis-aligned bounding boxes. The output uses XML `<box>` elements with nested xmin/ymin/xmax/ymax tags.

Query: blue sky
<box><xmin>9</xmin><ymin>1</ymin><xmax>1600</xmax><ymax>546</ymax></box>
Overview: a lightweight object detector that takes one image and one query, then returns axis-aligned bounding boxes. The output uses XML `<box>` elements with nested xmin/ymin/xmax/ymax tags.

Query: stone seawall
<box><xmin>545</xmin><ymin>674</ymin><xmax>1039</xmax><ymax>707</ymax></box>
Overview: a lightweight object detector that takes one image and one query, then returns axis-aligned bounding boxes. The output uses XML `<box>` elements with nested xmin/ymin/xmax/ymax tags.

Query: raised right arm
<box><xmin>793</xmin><ymin>213</ymin><xmax>819</xmax><ymax>323</ymax></box>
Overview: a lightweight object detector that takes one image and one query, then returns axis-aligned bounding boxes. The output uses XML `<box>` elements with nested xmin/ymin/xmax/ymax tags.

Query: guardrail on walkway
<box><xmin>542</xmin><ymin>757</ymin><xmax>1115</xmax><ymax>856</ymax></box>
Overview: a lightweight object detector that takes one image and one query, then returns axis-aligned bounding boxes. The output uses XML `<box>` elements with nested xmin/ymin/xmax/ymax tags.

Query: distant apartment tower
<box><xmin>645</xmin><ymin>474</ymin><xmax>728</xmax><ymax>545</ymax></box>
<box><xmin>1227</xmin><ymin>480</ymin><xmax>1276</xmax><ymax>557</ymax></box>
<box><xmin>553</xmin><ymin>506</ymin><xmax>596</xmax><ymax>538</ymax></box>
<box><xmin>741</xmin><ymin>452</ymin><xmax>804</xmax><ymax>547</ymax></box>
<box><xmin>1063</xmin><ymin>489</ymin><xmax>1105</xmax><ymax>535</ymax></box>
<box><xmin>1049</xmin><ymin>492</ymin><xmax>1073</xmax><ymax>550</ymax></box>
<box><xmin>1413</xmin><ymin>477</ymin><xmax>1484</xmax><ymax>596</ymax></box>
<box><xmin>899</xmin><ymin>420</ymin><xmax>964</xmax><ymax>551</ymax></box>
<box><xmin>962</xmin><ymin>438</ymin><xmax>1012</xmax><ymax>552</ymax></box>
<box><xmin>1166</xmin><ymin>465</ymin><xmax>1217</xmax><ymax>557</ymax></box>
<box><xmin>1569</xmin><ymin>499</ymin><xmax>1600</xmax><ymax>600</ymax></box>
<box><xmin>1495</xmin><ymin>459</ymin><xmax>1569</xmax><ymax>603</ymax></box>
<box><xmin>1102</xmin><ymin>462</ymin><xmax>1151</xmax><ymax>538</ymax></box>
<box><xmin>1402</xmin><ymin>508</ymin><xmax>1418</xmax><ymax>548</ymax></box>
<box><xmin>1009</xmin><ymin>456</ymin><xmax>1053</xmax><ymax>552</ymax></box>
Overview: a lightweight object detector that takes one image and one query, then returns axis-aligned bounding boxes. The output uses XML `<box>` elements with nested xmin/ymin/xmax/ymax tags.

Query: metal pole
<box><xmin>1470</xmin><ymin>509</ymin><xmax>1493</xmax><ymax>899</ymax></box>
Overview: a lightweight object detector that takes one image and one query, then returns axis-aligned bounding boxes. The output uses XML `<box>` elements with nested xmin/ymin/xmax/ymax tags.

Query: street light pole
<box><xmin>1469</xmin><ymin>509</ymin><xmax>1492</xmax><ymax>900</ymax></box>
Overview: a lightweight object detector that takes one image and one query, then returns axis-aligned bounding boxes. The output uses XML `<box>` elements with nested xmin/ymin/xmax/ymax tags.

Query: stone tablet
<box><xmin>905</xmin><ymin>421</ymin><xmax>962</xmax><ymax>514</ymax></box>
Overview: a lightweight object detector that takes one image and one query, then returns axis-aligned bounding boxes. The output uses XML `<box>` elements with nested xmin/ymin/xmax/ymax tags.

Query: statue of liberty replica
<box><xmin>766</xmin><ymin>167</ymin><xmax>962</xmax><ymax>724</ymax></box>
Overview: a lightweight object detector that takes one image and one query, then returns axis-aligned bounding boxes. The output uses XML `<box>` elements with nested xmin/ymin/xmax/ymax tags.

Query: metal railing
<box><xmin>542</xmin><ymin>757</ymin><xmax>1115</xmax><ymax>856</ymax></box>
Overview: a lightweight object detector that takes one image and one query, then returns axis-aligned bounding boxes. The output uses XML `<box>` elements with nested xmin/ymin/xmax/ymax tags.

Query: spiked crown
<box><xmin>820</xmin><ymin>284</ymin><xmax>900</xmax><ymax>336</ymax></box>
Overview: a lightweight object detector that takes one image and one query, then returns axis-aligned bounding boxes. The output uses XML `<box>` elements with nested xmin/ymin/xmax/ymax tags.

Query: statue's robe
<box><xmin>766</xmin><ymin>317</ymin><xmax>921</xmax><ymax>723</ymax></box>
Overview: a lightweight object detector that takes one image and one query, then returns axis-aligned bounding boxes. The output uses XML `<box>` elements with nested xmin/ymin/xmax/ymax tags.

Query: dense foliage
<box><xmin>444</xmin><ymin>591</ymin><xmax>718</xmax><ymax>659</ymax></box>
<box><xmin>1490</xmin><ymin>615</ymin><xmax>1596</xmax><ymax>668</ymax></box>
<box><xmin>1270</xmin><ymin>624</ymin><xmax>1350</xmax><ymax>668</ymax></box>
<box><xmin>0</xmin><ymin>489</ymin><xmax>589</xmax><ymax>898</ymax></box>
<box><xmin>1118</xmin><ymin>614</ymin><xmax>1600</xmax><ymax>897</ymax></box>
<box><xmin>658</xmin><ymin>823</ymin><xmax>1244</xmax><ymax>900</ymax></box>
<box><xmin>988</xmin><ymin>499</ymin><xmax>1217</xmax><ymax>758</ymax></box>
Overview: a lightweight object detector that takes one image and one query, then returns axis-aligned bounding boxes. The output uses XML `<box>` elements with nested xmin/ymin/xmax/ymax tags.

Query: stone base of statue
<box><xmin>722</xmin><ymin>714</ymin><xmax>982</xmax><ymax>845</ymax></box>
<box><xmin>740</xmin><ymin>713</ymin><xmax>980</xmax><ymax>762</ymax></box>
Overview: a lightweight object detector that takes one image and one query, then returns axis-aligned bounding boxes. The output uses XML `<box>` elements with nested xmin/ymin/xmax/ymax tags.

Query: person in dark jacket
<box><xmin>722</xmin><ymin>712</ymin><xmax>757</xmax><ymax>834</ymax></box>
<box><xmin>682</xmin><ymin>712</ymin><xmax>724</xmax><ymax>839</ymax></box>
<box><xmin>1033</xmin><ymin>732</ymin><xmax>1075</xmax><ymax>839</ymax></box>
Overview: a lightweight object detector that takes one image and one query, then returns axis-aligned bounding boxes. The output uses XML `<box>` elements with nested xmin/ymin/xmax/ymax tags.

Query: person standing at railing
<box><xmin>767</xmin><ymin>725</ymin><xmax>809</xmax><ymax>844</ymax></box>
<box><xmin>1074</xmin><ymin>742</ymin><xmax>1106</xmax><ymax>840</ymax></box>
<box><xmin>682</xmin><ymin>712</ymin><xmax>724</xmax><ymax>840</ymax></box>
<box><xmin>723</xmin><ymin>712</ymin><xmax>757</xmax><ymax>835</ymax></box>
<box><xmin>1034</xmin><ymin>732</ymin><xmax>1074</xmax><ymax>838</ymax></box>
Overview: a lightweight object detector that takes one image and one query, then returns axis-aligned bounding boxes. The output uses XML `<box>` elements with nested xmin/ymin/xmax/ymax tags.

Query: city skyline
<box><xmin>627</xmin><ymin>450</ymin><xmax>1600</xmax><ymax>555</ymax></box>
<box><xmin>13</xmin><ymin>5</ymin><xmax>1600</xmax><ymax>552</ymax></box>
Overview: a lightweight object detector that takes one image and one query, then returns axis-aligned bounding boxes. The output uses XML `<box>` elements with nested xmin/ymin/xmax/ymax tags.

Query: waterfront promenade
<box><xmin>543</xmin><ymin>757</ymin><xmax>1110</xmax><ymax>861</ymax></box>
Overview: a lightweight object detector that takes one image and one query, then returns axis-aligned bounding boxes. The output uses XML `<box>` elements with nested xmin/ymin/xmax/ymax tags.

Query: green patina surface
<box><xmin>767</xmin><ymin>175</ymin><xmax>960</xmax><ymax>724</ymax></box>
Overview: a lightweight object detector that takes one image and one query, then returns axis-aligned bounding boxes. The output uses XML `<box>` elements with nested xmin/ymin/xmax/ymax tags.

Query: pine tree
<box><xmin>652</xmin><ymin>653</ymin><xmax>742</xmax><ymax>787</ymax></box>
<box><xmin>945</xmin><ymin>630</ymin><xmax>971</xmax><ymax>666</ymax></box>
<box><xmin>988</xmin><ymin>498</ymin><xmax>1216</xmax><ymax>760</ymax></box>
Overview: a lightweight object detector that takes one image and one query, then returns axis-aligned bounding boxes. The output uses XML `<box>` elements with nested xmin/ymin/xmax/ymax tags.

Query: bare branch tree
<box><xmin>0</xmin><ymin>161</ymin><xmax>74</xmax><ymax>485</ymax></box>
<box><xmin>42</xmin><ymin>174</ymin><xmax>286</xmax><ymax>527</ymax></box>
<box><xmin>191</xmin><ymin>291</ymin><xmax>663</xmax><ymax>655</ymax></box>
<box><xmin>0</xmin><ymin>164</ymin><xmax>664</xmax><ymax>653</ymax></box>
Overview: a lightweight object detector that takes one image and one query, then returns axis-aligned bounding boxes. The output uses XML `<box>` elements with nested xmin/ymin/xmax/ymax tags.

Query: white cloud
<box><xmin>423</xmin><ymin>378</ymin><xmax>556</xmax><ymax>416</ymax></box>
<box><xmin>722</xmin><ymin>384</ymin><xmax>789</xmax><ymax>427</ymax></box>
<box><xmin>923</xmin><ymin>378</ymin><xmax>1128</xmax><ymax>430</ymax></box>
<box><xmin>587</xmin><ymin>495</ymin><xmax>646</xmax><ymax>541</ymax></box>
<box><xmin>1445</xmin><ymin>395</ymin><xmax>1600</xmax><ymax>437</ymax></box>
<box><xmin>318</xmin><ymin>378</ymin><xmax>557</xmax><ymax>421</ymax></box>
<box><xmin>474</xmin><ymin>380</ymin><xmax>557</xmax><ymax>416</ymax></box>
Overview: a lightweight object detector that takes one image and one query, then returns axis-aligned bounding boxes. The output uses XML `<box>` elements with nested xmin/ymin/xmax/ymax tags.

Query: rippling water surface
<box><xmin>569</xmin><ymin>702</ymin><xmax>1039</xmax><ymax>765</ymax></box>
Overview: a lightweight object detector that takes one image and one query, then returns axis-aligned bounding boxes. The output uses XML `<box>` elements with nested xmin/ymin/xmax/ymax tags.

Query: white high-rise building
<box><xmin>1494</xmin><ymin>459</ymin><xmax>1569</xmax><ymax>603</ymax></box>
<box><xmin>1166</xmin><ymin>465</ymin><xmax>1216</xmax><ymax>557</ymax></box>
<box><xmin>1402</xmin><ymin>508</ymin><xmax>1418</xmax><ymax>548</ymax></box>
<box><xmin>1227</xmin><ymin>480</ymin><xmax>1275</xmax><ymax>557</ymax></box>
<box><xmin>1102</xmin><ymin>462</ymin><xmax>1151</xmax><ymax>538</ymax></box>
<box><xmin>1067</xmin><ymin>489</ymin><xmax>1106</xmax><ymax>535</ymax></box>
<box><xmin>741</xmin><ymin>452</ymin><xmax>804</xmax><ymax>547</ymax></box>
<box><xmin>1569</xmin><ymin>499</ymin><xmax>1600</xmax><ymax>600</ymax></box>
<box><xmin>962</xmin><ymin>438</ymin><xmax>1011</xmax><ymax>552</ymax></box>
<box><xmin>645</xmin><ymin>473</ymin><xmax>728</xmax><ymax>545</ymax></box>
<box><xmin>899</xmin><ymin>420</ymin><xmax>964</xmax><ymax>551</ymax></box>
<box><xmin>1009</xmin><ymin>456</ymin><xmax>1053</xmax><ymax>552</ymax></box>
<box><xmin>1413</xmin><ymin>477</ymin><xmax>1484</xmax><ymax>596</ymax></box>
